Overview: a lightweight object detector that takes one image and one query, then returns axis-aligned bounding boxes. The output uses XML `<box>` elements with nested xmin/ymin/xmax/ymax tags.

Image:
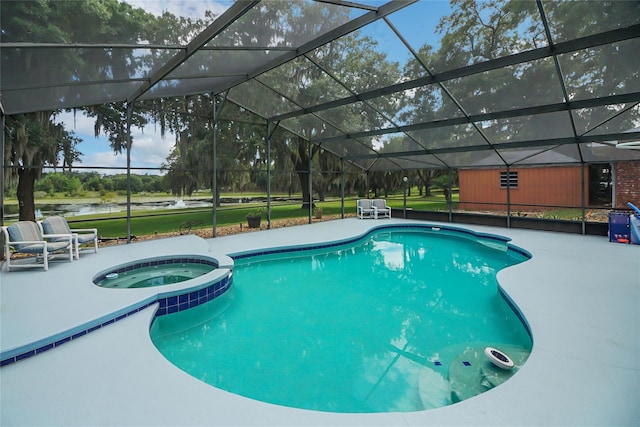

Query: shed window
<box><xmin>500</xmin><ymin>171</ymin><xmax>518</xmax><ymax>188</ymax></box>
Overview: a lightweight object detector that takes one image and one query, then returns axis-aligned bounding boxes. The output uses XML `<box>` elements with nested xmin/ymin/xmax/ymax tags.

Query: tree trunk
<box><xmin>298</xmin><ymin>169</ymin><xmax>311</xmax><ymax>209</ymax></box>
<box><xmin>417</xmin><ymin>170</ymin><xmax>432</xmax><ymax>196</ymax></box>
<box><xmin>292</xmin><ymin>138</ymin><xmax>312</xmax><ymax>209</ymax></box>
<box><xmin>17</xmin><ymin>167</ymin><xmax>38</xmax><ymax>221</ymax></box>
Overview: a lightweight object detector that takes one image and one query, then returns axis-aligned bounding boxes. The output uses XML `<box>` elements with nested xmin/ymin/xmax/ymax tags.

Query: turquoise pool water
<box><xmin>151</xmin><ymin>227</ymin><xmax>532</xmax><ymax>413</ymax></box>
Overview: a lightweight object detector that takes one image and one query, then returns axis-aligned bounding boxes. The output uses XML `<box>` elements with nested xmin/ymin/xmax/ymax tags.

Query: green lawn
<box><xmin>4</xmin><ymin>189</ymin><xmax>460</xmax><ymax>238</ymax></box>
<box><xmin>59</xmin><ymin>192</ymin><xmax>456</xmax><ymax>238</ymax></box>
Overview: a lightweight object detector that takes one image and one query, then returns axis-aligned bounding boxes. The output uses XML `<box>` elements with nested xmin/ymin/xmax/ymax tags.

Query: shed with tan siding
<box><xmin>459</xmin><ymin>166</ymin><xmax>589</xmax><ymax>211</ymax></box>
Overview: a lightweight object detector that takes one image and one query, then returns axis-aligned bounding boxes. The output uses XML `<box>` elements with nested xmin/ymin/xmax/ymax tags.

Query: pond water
<box><xmin>4</xmin><ymin>199</ymin><xmax>213</xmax><ymax>219</ymax></box>
<box><xmin>5</xmin><ymin>196</ymin><xmax>302</xmax><ymax>219</ymax></box>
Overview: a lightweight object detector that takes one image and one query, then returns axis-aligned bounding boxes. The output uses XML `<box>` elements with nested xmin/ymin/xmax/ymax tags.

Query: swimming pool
<box><xmin>151</xmin><ymin>226</ymin><xmax>532</xmax><ymax>413</ymax></box>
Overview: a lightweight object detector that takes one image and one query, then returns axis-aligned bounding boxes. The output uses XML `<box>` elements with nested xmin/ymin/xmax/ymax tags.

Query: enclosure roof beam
<box><xmin>315</xmin><ymin>0</ymin><xmax>379</xmax><ymax>12</ymax></box>
<box><xmin>312</xmin><ymin>92</ymin><xmax>640</xmax><ymax>144</ymax></box>
<box><xmin>1</xmin><ymin>43</ymin><xmax>297</xmax><ymax>52</ymax></box>
<box><xmin>126</xmin><ymin>1</ymin><xmax>259</xmax><ymax>103</ymax></box>
<box><xmin>270</xmin><ymin>23</ymin><xmax>640</xmax><ymax>122</ymax></box>
<box><xmin>220</xmin><ymin>1</ymin><xmax>416</xmax><ymax>97</ymax></box>
<box><xmin>344</xmin><ymin>131</ymin><xmax>640</xmax><ymax>161</ymax></box>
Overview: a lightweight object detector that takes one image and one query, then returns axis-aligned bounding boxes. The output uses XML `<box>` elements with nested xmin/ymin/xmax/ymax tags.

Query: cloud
<box><xmin>55</xmin><ymin>111</ymin><xmax>175</xmax><ymax>175</ymax></box>
<box><xmin>129</xmin><ymin>132</ymin><xmax>175</xmax><ymax>166</ymax></box>
<box><xmin>123</xmin><ymin>0</ymin><xmax>229</xmax><ymax>19</ymax></box>
<box><xmin>56</xmin><ymin>110</ymin><xmax>97</xmax><ymax>136</ymax></box>
<box><xmin>81</xmin><ymin>151</ymin><xmax>127</xmax><ymax>174</ymax></box>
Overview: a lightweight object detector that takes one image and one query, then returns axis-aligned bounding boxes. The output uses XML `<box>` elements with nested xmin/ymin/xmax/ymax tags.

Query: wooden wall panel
<box><xmin>459</xmin><ymin>166</ymin><xmax>588</xmax><ymax>211</ymax></box>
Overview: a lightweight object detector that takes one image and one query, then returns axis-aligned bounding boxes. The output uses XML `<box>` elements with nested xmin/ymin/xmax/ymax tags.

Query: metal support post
<box><xmin>581</xmin><ymin>163</ymin><xmax>586</xmax><ymax>235</ymax></box>
<box><xmin>1</xmin><ymin>111</ymin><xmax>5</xmax><ymax>259</ymax></box>
<box><xmin>506</xmin><ymin>165</ymin><xmax>511</xmax><ymax>228</ymax></box>
<box><xmin>308</xmin><ymin>142</ymin><xmax>313</xmax><ymax>223</ymax></box>
<box><xmin>448</xmin><ymin>168</ymin><xmax>453</xmax><ymax>223</ymax></box>
<box><xmin>403</xmin><ymin>176</ymin><xmax>408</xmax><ymax>219</ymax></box>
<box><xmin>212</xmin><ymin>96</ymin><xmax>217</xmax><ymax>237</ymax></box>
<box><xmin>341</xmin><ymin>158</ymin><xmax>345</xmax><ymax>218</ymax></box>
<box><xmin>266</xmin><ymin>121</ymin><xmax>272</xmax><ymax>229</ymax></box>
<box><xmin>212</xmin><ymin>91</ymin><xmax>228</xmax><ymax>238</ymax></box>
<box><xmin>125</xmin><ymin>102</ymin><xmax>134</xmax><ymax>243</ymax></box>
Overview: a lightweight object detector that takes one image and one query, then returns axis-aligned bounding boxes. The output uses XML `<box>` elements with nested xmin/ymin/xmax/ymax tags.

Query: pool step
<box><xmin>448</xmin><ymin>345</ymin><xmax>530</xmax><ymax>403</ymax></box>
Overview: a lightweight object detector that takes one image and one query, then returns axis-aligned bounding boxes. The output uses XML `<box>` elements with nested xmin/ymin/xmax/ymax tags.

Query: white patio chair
<box><xmin>357</xmin><ymin>199</ymin><xmax>375</xmax><ymax>219</ymax></box>
<box><xmin>372</xmin><ymin>199</ymin><xmax>391</xmax><ymax>219</ymax></box>
<box><xmin>40</xmin><ymin>216</ymin><xmax>98</xmax><ymax>260</ymax></box>
<box><xmin>2</xmin><ymin>221</ymin><xmax>73</xmax><ymax>271</ymax></box>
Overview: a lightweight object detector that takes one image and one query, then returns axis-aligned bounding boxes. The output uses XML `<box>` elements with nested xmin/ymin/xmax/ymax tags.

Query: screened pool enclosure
<box><xmin>2</xmin><ymin>0</ymin><xmax>640</xmax><ymax>238</ymax></box>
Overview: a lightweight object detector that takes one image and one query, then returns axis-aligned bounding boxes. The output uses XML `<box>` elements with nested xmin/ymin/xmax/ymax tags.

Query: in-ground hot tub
<box><xmin>93</xmin><ymin>253</ymin><xmax>234</xmax><ymax>317</ymax></box>
<box><xmin>93</xmin><ymin>255</ymin><xmax>218</xmax><ymax>289</ymax></box>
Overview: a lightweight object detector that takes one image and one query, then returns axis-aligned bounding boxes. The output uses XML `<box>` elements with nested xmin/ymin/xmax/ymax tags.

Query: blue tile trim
<box><xmin>498</xmin><ymin>287</ymin><xmax>533</xmax><ymax>341</ymax></box>
<box><xmin>230</xmin><ymin>223</ymin><xmax>531</xmax><ymax>263</ymax></box>
<box><xmin>154</xmin><ymin>275</ymin><xmax>233</xmax><ymax>318</ymax></box>
<box><xmin>231</xmin><ymin>237</ymin><xmax>357</xmax><ymax>261</ymax></box>
<box><xmin>0</xmin><ymin>300</ymin><xmax>155</xmax><ymax>367</ymax></box>
<box><xmin>1</xmin><ymin>272</ymin><xmax>233</xmax><ymax>367</ymax></box>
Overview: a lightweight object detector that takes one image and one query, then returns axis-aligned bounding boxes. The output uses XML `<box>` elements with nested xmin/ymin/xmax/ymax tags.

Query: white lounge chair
<box><xmin>2</xmin><ymin>221</ymin><xmax>73</xmax><ymax>271</ymax></box>
<box><xmin>357</xmin><ymin>199</ymin><xmax>375</xmax><ymax>219</ymax></box>
<box><xmin>40</xmin><ymin>216</ymin><xmax>98</xmax><ymax>260</ymax></box>
<box><xmin>372</xmin><ymin>199</ymin><xmax>391</xmax><ymax>219</ymax></box>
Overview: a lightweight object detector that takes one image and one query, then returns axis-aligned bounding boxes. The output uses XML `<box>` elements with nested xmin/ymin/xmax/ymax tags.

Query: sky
<box><xmin>53</xmin><ymin>0</ymin><xmax>231</xmax><ymax>175</ymax></box>
<box><xmin>124</xmin><ymin>0</ymin><xmax>231</xmax><ymax>18</ymax></box>
<box><xmin>55</xmin><ymin>111</ymin><xmax>175</xmax><ymax>175</ymax></box>
<box><xmin>377</xmin><ymin>1</ymin><xmax>451</xmax><ymax>63</ymax></box>
<box><xmin>56</xmin><ymin>1</ymin><xmax>451</xmax><ymax>175</ymax></box>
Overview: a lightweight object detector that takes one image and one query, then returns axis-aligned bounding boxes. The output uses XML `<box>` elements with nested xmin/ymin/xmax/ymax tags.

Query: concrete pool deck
<box><xmin>1</xmin><ymin>218</ymin><xmax>638</xmax><ymax>426</ymax></box>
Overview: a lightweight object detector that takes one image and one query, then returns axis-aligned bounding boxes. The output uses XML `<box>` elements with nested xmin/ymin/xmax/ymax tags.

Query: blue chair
<box><xmin>40</xmin><ymin>216</ymin><xmax>98</xmax><ymax>260</ymax></box>
<box><xmin>2</xmin><ymin>221</ymin><xmax>73</xmax><ymax>271</ymax></box>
